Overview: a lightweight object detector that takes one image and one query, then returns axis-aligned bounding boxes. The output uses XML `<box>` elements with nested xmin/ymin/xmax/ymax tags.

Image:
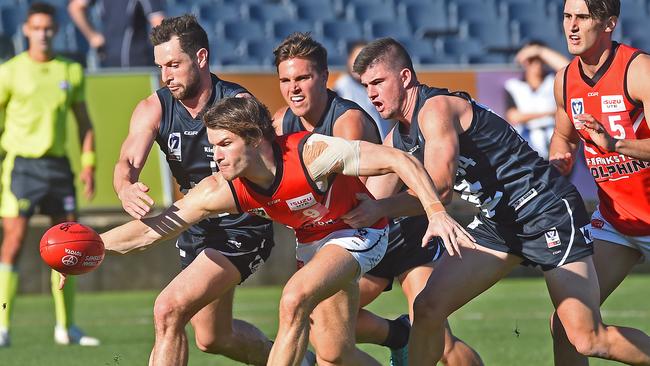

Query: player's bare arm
<box><xmin>581</xmin><ymin>54</ymin><xmax>650</xmax><ymax>160</ymax></box>
<box><xmin>344</xmin><ymin>94</ymin><xmax>468</xmax><ymax>228</ymax></box>
<box><xmin>271</xmin><ymin>106</ymin><xmax>289</xmax><ymax>136</ymax></box>
<box><xmin>418</xmin><ymin>96</ymin><xmax>464</xmax><ymax>204</ymax></box>
<box><xmin>549</xmin><ymin>68</ymin><xmax>581</xmax><ymax>175</ymax></box>
<box><xmin>302</xmin><ymin>134</ymin><xmax>475</xmax><ymax>255</ymax></box>
<box><xmin>332</xmin><ymin>108</ymin><xmax>382</xmax><ymax>144</ymax></box>
<box><xmin>113</xmin><ymin>94</ymin><xmax>162</xmax><ymax>219</ymax></box>
<box><xmin>340</xmin><ymin>116</ymin><xmax>410</xmax><ymax>227</ymax></box>
<box><xmin>71</xmin><ymin>102</ymin><xmax>96</xmax><ymax>199</ymax></box>
<box><xmin>102</xmin><ymin>173</ymin><xmax>237</xmax><ymax>254</ymax></box>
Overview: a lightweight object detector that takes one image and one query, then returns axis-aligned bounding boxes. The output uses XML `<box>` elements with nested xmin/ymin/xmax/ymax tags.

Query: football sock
<box><xmin>0</xmin><ymin>264</ymin><xmax>17</xmax><ymax>330</ymax></box>
<box><xmin>381</xmin><ymin>316</ymin><xmax>410</xmax><ymax>349</ymax></box>
<box><xmin>51</xmin><ymin>270</ymin><xmax>75</xmax><ymax>328</ymax></box>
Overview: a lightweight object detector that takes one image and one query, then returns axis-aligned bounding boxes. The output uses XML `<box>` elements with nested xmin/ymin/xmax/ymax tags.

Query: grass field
<box><xmin>2</xmin><ymin>274</ymin><xmax>650</xmax><ymax>365</ymax></box>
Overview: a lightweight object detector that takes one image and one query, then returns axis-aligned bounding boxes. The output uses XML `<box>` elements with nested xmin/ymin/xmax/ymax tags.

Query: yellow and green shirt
<box><xmin>0</xmin><ymin>52</ymin><xmax>85</xmax><ymax>158</ymax></box>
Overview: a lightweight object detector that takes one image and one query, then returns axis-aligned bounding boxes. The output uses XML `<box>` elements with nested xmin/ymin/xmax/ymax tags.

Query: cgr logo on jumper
<box><xmin>168</xmin><ymin>133</ymin><xmax>182</xmax><ymax>161</ymax></box>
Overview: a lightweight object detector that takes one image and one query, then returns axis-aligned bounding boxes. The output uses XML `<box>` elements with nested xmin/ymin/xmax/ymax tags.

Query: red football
<box><xmin>39</xmin><ymin>222</ymin><xmax>105</xmax><ymax>275</ymax></box>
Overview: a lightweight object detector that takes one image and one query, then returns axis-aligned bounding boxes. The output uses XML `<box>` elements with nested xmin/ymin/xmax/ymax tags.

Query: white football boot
<box><xmin>54</xmin><ymin>325</ymin><xmax>100</xmax><ymax>346</ymax></box>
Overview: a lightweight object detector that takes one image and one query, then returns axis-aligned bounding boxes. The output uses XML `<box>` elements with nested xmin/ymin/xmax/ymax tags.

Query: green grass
<box><xmin>3</xmin><ymin>275</ymin><xmax>650</xmax><ymax>365</ymax></box>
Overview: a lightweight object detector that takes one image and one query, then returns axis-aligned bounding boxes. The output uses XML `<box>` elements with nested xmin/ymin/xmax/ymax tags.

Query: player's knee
<box><xmin>412</xmin><ymin>291</ymin><xmax>446</xmax><ymax>326</ymax></box>
<box><xmin>152</xmin><ymin>295</ymin><xmax>187</xmax><ymax>331</ymax></box>
<box><xmin>316</xmin><ymin>344</ymin><xmax>355</xmax><ymax>366</ymax></box>
<box><xmin>278</xmin><ymin>288</ymin><xmax>313</xmax><ymax>322</ymax></box>
<box><xmin>195</xmin><ymin>331</ymin><xmax>233</xmax><ymax>355</ymax></box>
<box><xmin>567</xmin><ymin>328</ymin><xmax>610</xmax><ymax>359</ymax></box>
<box><xmin>1</xmin><ymin>228</ymin><xmax>25</xmax><ymax>248</ymax></box>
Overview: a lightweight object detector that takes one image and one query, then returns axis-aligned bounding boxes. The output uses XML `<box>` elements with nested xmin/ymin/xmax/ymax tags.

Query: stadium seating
<box><xmin>1</xmin><ymin>0</ymin><xmax>649</xmax><ymax>68</ymax></box>
<box><xmin>198</xmin><ymin>3</ymin><xmax>241</xmax><ymax>23</ymax></box>
<box><xmin>220</xmin><ymin>20</ymin><xmax>266</xmax><ymax>42</ymax></box>
<box><xmin>399</xmin><ymin>2</ymin><xmax>456</xmax><ymax>38</ymax></box>
<box><xmin>272</xmin><ymin>20</ymin><xmax>315</xmax><ymax>40</ymax></box>
<box><xmin>322</xmin><ymin>20</ymin><xmax>364</xmax><ymax>42</ymax></box>
<box><xmin>368</xmin><ymin>20</ymin><xmax>412</xmax><ymax>40</ymax></box>
<box><xmin>295</xmin><ymin>3</ymin><xmax>338</xmax><ymax>21</ymax></box>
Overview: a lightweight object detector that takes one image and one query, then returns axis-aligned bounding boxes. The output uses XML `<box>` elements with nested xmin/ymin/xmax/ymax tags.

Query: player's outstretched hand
<box><xmin>118</xmin><ymin>182</ymin><xmax>154</xmax><ymax>219</ymax></box>
<box><xmin>549</xmin><ymin>152</ymin><xmax>574</xmax><ymax>176</ymax></box>
<box><xmin>341</xmin><ymin>193</ymin><xmax>382</xmax><ymax>228</ymax></box>
<box><xmin>423</xmin><ymin>212</ymin><xmax>476</xmax><ymax>258</ymax></box>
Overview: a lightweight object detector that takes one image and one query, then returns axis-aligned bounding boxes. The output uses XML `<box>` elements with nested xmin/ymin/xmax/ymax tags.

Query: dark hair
<box><xmin>566</xmin><ymin>0</ymin><xmax>620</xmax><ymax>20</ymax></box>
<box><xmin>353</xmin><ymin>37</ymin><xmax>415</xmax><ymax>76</ymax></box>
<box><xmin>273</xmin><ymin>32</ymin><xmax>328</xmax><ymax>72</ymax></box>
<box><xmin>203</xmin><ymin>98</ymin><xmax>276</xmax><ymax>145</ymax></box>
<box><xmin>27</xmin><ymin>2</ymin><xmax>56</xmax><ymax>22</ymax></box>
<box><xmin>150</xmin><ymin>14</ymin><xmax>209</xmax><ymax>59</ymax></box>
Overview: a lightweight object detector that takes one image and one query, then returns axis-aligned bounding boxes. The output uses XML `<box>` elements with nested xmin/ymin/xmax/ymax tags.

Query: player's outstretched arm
<box><xmin>101</xmin><ymin>174</ymin><xmax>237</xmax><ymax>254</ymax></box>
<box><xmin>302</xmin><ymin>134</ymin><xmax>475</xmax><ymax>256</ymax></box>
<box><xmin>358</xmin><ymin>140</ymin><xmax>475</xmax><ymax>256</ymax></box>
<box><xmin>549</xmin><ymin>68</ymin><xmax>581</xmax><ymax>175</ymax></box>
<box><xmin>113</xmin><ymin>94</ymin><xmax>161</xmax><ymax>219</ymax></box>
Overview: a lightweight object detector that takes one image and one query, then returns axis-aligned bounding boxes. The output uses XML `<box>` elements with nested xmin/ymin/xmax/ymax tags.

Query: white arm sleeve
<box><xmin>303</xmin><ymin>134</ymin><xmax>361</xmax><ymax>180</ymax></box>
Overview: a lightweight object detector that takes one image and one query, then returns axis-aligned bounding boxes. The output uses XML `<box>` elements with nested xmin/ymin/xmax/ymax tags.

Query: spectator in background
<box><xmin>504</xmin><ymin>41</ymin><xmax>569</xmax><ymax>159</ymax></box>
<box><xmin>334</xmin><ymin>41</ymin><xmax>395</xmax><ymax>140</ymax></box>
<box><xmin>0</xmin><ymin>3</ymin><xmax>97</xmax><ymax>347</ymax></box>
<box><xmin>68</xmin><ymin>0</ymin><xmax>164</xmax><ymax>68</ymax></box>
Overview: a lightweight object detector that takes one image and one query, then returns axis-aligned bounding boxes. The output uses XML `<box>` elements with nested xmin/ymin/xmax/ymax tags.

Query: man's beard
<box><xmin>171</xmin><ymin>69</ymin><xmax>201</xmax><ymax>100</ymax></box>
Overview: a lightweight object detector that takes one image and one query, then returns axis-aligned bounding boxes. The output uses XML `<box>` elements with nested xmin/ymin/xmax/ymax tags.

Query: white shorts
<box><xmin>296</xmin><ymin>227</ymin><xmax>388</xmax><ymax>276</ymax></box>
<box><xmin>591</xmin><ymin>208</ymin><xmax>650</xmax><ymax>262</ymax></box>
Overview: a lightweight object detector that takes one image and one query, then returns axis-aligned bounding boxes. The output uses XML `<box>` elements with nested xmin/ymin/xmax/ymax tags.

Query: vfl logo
<box><xmin>570</xmin><ymin>98</ymin><xmax>585</xmax><ymax>129</ymax></box>
<box><xmin>168</xmin><ymin>133</ymin><xmax>182</xmax><ymax>161</ymax></box>
<box><xmin>61</xmin><ymin>255</ymin><xmax>78</xmax><ymax>266</ymax></box>
<box><xmin>545</xmin><ymin>227</ymin><xmax>562</xmax><ymax>249</ymax></box>
<box><xmin>571</xmin><ymin>98</ymin><xmax>584</xmax><ymax>116</ymax></box>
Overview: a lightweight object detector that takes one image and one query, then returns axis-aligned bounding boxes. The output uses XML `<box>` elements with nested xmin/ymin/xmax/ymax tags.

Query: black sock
<box><xmin>381</xmin><ymin>316</ymin><xmax>410</xmax><ymax>349</ymax></box>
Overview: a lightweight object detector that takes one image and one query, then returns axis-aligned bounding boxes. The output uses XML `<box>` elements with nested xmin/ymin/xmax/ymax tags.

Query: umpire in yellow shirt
<box><xmin>0</xmin><ymin>2</ymin><xmax>98</xmax><ymax>347</ymax></box>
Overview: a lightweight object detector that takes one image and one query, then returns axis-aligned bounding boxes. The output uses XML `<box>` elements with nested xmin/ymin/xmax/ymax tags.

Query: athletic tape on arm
<box><xmin>303</xmin><ymin>134</ymin><xmax>360</xmax><ymax>180</ymax></box>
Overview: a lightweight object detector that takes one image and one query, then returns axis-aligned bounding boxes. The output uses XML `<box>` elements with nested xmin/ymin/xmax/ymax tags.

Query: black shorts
<box><xmin>366</xmin><ymin>216</ymin><xmax>443</xmax><ymax>291</ymax></box>
<box><xmin>468</xmin><ymin>190</ymin><xmax>593</xmax><ymax>271</ymax></box>
<box><xmin>177</xmin><ymin>225</ymin><xmax>275</xmax><ymax>283</ymax></box>
<box><xmin>1</xmin><ymin>156</ymin><xmax>76</xmax><ymax>217</ymax></box>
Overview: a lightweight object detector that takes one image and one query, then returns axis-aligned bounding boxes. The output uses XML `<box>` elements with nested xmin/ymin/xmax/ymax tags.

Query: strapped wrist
<box><xmin>81</xmin><ymin>151</ymin><xmax>96</xmax><ymax>168</ymax></box>
<box><xmin>424</xmin><ymin>201</ymin><xmax>446</xmax><ymax>218</ymax></box>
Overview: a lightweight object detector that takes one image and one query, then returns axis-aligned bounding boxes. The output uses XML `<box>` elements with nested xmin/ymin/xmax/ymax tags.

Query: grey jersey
<box><xmin>393</xmin><ymin>84</ymin><xmax>574</xmax><ymax>223</ymax></box>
